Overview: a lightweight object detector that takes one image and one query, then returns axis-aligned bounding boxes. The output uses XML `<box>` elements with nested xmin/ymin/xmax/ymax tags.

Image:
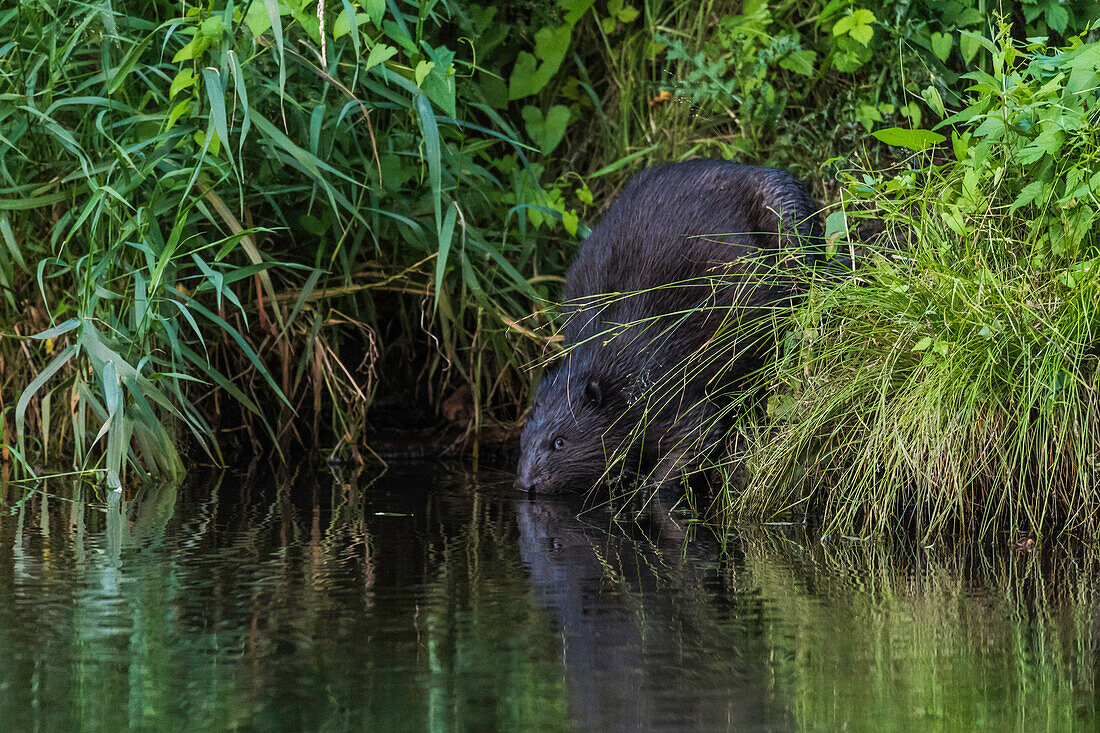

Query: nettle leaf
<box><xmin>1065</xmin><ymin>44</ymin><xmax>1100</xmax><ymax>95</ymax></box>
<box><xmin>955</xmin><ymin>7</ymin><xmax>984</xmax><ymax>26</ymax></box>
<box><xmin>1045</xmin><ymin>4</ymin><xmax>1069</xmax><ymax>35</ymax></box>
<box><xmin>871</xmin><ymin>127</ymin><xmax>946</xmax><ymax>151</ymax></box>
<box><xmin>1009</xmin><ymin>180</ymin><xmax>1050</xmax><ymax>212</ymax></box>
<box><xmin>1016</xmin><ymin>125</ymin><xmax>1063</xmax><ymax>164</ymax></box>
<box><xmin>779</xmin><ymin>48</ymin><xmax>816</xmax><ymax>76</ymax></box>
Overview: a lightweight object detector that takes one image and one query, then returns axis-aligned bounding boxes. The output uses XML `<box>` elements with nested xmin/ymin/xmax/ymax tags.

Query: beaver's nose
<box><xmin>514</xmin><ymin>468</ymin><xmax>535</xmax><ymax>492</ymax></box>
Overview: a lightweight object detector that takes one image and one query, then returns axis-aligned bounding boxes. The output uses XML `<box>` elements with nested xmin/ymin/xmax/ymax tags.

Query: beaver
<box><xmin>515</xmin><ymin>159</ymin><xmax>822</xmax><ymax>494</ymax></box>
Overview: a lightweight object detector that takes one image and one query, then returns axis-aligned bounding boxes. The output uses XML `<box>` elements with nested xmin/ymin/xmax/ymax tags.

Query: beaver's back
<box><xmin>561</xmin><ymin>159</ymin><xmax>821</xmax><ymax>390</ymax></box>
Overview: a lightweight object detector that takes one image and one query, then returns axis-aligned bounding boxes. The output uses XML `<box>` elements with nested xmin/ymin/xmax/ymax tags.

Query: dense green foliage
<box><xmin>2</xmin><ymin>0</ymin><xmax>575</xmax><ymax>484</ymax></box>
<box><xmin>2</xmin><ymin>0</ymin><xmax>1100</xmax><ymax>540</ymax></box>
<box><xmin>731</xmin><ymin>25</ymin><xmax>1100</xmax><ymax>538</ymax></box>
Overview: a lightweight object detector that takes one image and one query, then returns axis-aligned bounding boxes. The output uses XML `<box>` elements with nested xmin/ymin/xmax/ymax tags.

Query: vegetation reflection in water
<box><xmin>0</xmin><ymin>466</ymin><xmax>1096</xmax><ymax>731</ymax></box>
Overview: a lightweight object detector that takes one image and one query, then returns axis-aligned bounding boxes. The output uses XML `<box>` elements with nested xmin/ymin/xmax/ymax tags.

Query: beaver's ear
<box><xmin>584</xmin><ymin>380</ymin><xmax>603</xmax><ymax>408</ymax></box>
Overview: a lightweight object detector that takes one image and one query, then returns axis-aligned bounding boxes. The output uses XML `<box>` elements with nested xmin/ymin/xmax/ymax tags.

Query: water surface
<box><xmin>1</xmin><ymin>463</ymin><xmax>1097</xmax><ymax>731</ymax></box>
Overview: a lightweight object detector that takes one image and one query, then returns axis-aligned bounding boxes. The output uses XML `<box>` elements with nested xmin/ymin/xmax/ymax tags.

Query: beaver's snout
<box><xmin>514</xmin><ymin>460</ymin><xmax>540</xmax><ymax>492</ymax></box>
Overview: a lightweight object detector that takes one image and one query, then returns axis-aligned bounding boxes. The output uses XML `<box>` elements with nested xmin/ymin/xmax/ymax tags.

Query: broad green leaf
<box><xmin>509</xmin><ymin>52</ymin><xmax>543</xmax><ymax>99</ymax></box>
<box><xmin>382</xmin><ymin>20</ymin><xmax>417</xmax><ymax>54</ymax></box>
<box><xmin>1045</xmin><ymin>4</ymin><xmax>1068</xmax><ymax>34</ymax></box>
<box><xmin>930</xmin><ymin>32</ymin><xmax>952</xmax><ymax>62</ymax></box>
<box><xmin>521</xmin><ymin>104</ymin><xmax>570</xmax><ymax>154</ymax></box>
<box><xmin>955</xmin><ymin>7</ymin><xmax>984</xmax><ymax>26</ymax></box>
<box><xmin>1009</xmin><ymin>180</ymin><xmax>1049</xmax><ymax>212</ymax></box>
<box><xmin>824</xmin><ymin>210</ymin><xmax>847</xmax><ymax>244</ymax></box>
<box><xmin>562</xmin><ymin>209</ymin><xmax>579</xmax><ymax>236</ymax></box>
<box><xmin>871</xmin><ymin>127</ymin><xmax>945</xmax><ymax>151</ymax></box>
<box><xmin>420</xmin><ymin>44</ymin><xmax>456</xmax><ymax>117</ymax></box>
<box><xmin>833</xmin><ymin>9</ymin><xmax>875</xmax><ymax>46</ymax></box>
<box><xmin>364</xmin><ymin>0</ymin><xmax>385</xmax><ymax>25</ymax></box>
<box><xmin>245</xmin><ymin>1</ymin><xmax>272</xmax><ymax>36</ymax></box>
<box><xmin>534</xmin><ymin>24</ymin><xmax>571</xmax><ymax>61</ymax></box>
<box><xmin>334</xmin><ymin>9</ymin><xmax>371</xmax><ymax>38</ymax></box>
<box><xmin>415</xmin><ymin>60</ymin><xmax>435</xmax><ymax>87</ymax></box>
<box><xmin>172</xmin><ymin>36</ymin><xmax>209</xmax><ymax>63</ymax></box>
<box><xmin>950</xmin><ymin>130</ymin><xmax>969</xmax><ymax>161</ymax></box>
<box><xmin>618</xmin><ymin>5</ymin><xmax>639</xmax><ymax>22</ymax></box>
<box><xmin>200</xmin><ymin>15</ymin><xmax>225</xmax><ymax>41</ymax></box>
<box><xmin>166</xmin><ymin>99</ymin><xmax>191</xmax><ymax>131</ymax></box>
<box><xmin>336</xmin><ymin>1</ymin><xmax>362</xmax><ymax>62</ymax></box>
<box><xmin>922</xmin><ymin>85</ymin><xmax>945</xmax><ymax>118</ymax></box>
<box><xmin>1066</xmin><ymin>44</ymin><xmax>1100</xmax><ymax>95</ymax></box>
<box><xmin>959</xmin><ymin>31</ymin><xmax>991</xmax><ymax>64</ymax></box>
<box><xmin>170</xmin><ymin>68</ymin><xmax>195</xmax><ymax>98</ymax></box>
<box><xmin>509</xmin><ymin>25</ymin><xmax>572</xmax><ymax>99</ymax></box>
<box><xmin>365</xmin><ymin>43</ymin><xmax>398</xmax><ymax>71</ymax></box>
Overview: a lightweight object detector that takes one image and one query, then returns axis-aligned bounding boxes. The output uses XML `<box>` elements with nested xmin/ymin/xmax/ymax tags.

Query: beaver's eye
<box><xmin>553</xmin><ymin>437</ymin><xmax>565</xmax><ymax>450</ymax></box>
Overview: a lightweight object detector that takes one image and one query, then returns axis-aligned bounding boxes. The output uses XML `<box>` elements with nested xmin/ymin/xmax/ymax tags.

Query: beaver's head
<box><xmin>515</xmin><ymin>356</ymin><xmax>626</xmax><ymax>494</ymax></box>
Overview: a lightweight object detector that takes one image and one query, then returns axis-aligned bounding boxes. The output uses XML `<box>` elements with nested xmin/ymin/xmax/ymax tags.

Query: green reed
<box><xmin>0</xmin><ymin>0</ymin><xmax>565</xmax><ymax>483</ymax></box>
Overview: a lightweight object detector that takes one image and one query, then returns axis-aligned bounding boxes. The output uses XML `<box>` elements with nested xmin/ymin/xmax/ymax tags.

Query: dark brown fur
<box><xmin>516</xmin><ymin>160</ymin><xmax>822</xmax><ymax>494</ymax></box>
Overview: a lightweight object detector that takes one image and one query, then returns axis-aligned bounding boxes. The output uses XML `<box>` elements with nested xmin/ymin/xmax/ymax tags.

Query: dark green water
<box><xmin>1</xmin><ymin>463</ymin><xmax>1098</xmax><ymax>732</ymax></box>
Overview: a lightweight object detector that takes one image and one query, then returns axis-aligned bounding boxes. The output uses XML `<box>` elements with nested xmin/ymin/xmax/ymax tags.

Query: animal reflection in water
<box><xmin>513</xmin><ymin>497</ymin><xmax>788</xmax><ymax>732</ymax></box>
